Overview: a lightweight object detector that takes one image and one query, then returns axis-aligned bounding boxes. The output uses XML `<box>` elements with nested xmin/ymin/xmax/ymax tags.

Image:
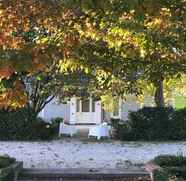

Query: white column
<box><xmin>69</xmin><ymin>96</ymin><xmax>77</xmax><ymax>124</ymax></box>
<box><xmin>90</xmin><ymin>97</ymin><xmax>93</xmax><ymax>112</ymax></box>
<box><xmin>95</xmin><ymin>101</ymin><xmax>102</xmax><ymax>124</ymax></box>
<box><xmin>79</xmin><ymin>99</ymin><xmax>82</xmax><ymax>112</ymax></box>
<box><xmin>119</xmin><ymin>97</ymin><xmax>122</xmax><ymax>119</ymax></box>
<box><xmin>90</xmin><ymin>97</ymin><xmax>93</xmax><ymax>123</ymax></box>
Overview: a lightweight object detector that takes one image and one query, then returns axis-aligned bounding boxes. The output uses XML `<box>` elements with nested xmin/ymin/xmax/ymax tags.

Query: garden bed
<box><xmin>0</xmin><ymin>155</ymin><xmax>23</xmax><ymax>181</ymax></box>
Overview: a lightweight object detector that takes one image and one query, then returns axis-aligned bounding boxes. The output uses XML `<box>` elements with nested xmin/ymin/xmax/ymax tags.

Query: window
<box><xmin>76</xmin><ymin>98</ymin><xmax>96</xmax><ymax>113</ymax></box>
<box><xmin>82</xmin><ymin>99</ymin><xmax>90</xmax><ymax>112</ymax></box>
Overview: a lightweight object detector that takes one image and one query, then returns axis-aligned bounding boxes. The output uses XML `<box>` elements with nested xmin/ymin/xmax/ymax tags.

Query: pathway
<box><xmin>0</xmin><ymin>140</ymin><xmax>185</xmax><ymax>168</ymax></box>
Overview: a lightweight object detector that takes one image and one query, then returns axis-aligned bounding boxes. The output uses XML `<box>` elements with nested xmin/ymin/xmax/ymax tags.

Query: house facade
<box><xmin>38</xmin><ymin>95</ymin><xmax>155</xmax><ymax>124</ymax></box>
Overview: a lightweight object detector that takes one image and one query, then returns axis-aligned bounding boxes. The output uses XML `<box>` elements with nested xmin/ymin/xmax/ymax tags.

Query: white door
<box><xmin>75</xmin><ymin>98</ymin><xmax>101</xmax><ymax>124</ymax></box>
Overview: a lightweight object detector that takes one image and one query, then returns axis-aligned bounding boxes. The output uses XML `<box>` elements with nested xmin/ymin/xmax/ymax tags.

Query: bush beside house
<box><xmin>0</xmin><ymin>108</ymin><xmax>62</xmax><ymax>141</ymax></box>
<box><xmin>111</xmin><ymin>107</ymin><xmax>186</xmax><ymax>141</ymax></box>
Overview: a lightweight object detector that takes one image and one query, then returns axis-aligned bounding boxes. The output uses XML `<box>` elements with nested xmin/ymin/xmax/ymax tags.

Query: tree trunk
<box><xmin>154</xmin><ymin>80</ymin><xmax>165</xmax><ymax>107</ymax></box>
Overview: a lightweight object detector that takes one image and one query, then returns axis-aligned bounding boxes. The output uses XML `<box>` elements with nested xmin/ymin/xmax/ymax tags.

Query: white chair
<box><xmin>59</xmin><ymin>123</ymin><xmax>77</xmax><ymax>137</ymax></box>
<box><xmin>88</xmin><ymin>123</ymin><xmax>110</xmax><ymax>140</ymax></box>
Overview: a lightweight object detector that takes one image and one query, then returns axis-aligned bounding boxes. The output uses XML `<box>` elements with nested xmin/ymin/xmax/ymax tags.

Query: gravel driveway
<box><xmin>0</xmin><ymin>139</ymin><xmax>185</xmax><ymax>168</ymax></box>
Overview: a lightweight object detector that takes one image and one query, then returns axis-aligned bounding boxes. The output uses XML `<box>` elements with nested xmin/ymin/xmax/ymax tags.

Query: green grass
<box><xmin>175</xmin><ymin>96</ymin><xmax>186</xmax><ymax>109</ymax></box>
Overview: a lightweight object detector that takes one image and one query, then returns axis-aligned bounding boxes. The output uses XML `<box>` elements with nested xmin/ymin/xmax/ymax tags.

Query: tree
<box><xmin>22</xmin><ymin>65</ymin><xmax>58</xmax><ymax>116</ymax></box>
<box><xmin>23</xmin><ymin>66</ymin><xmax>97</xmax><ymax>116</ymax></box>
<box><xmin>1</xmin><ymin>0</ymin><xmax>186</xmax><ymax>109</ymax></box>
<box><xmin>74</xmin><ymin>0</ymin><xmax>186</xmax><ymax>107</ymax></box>
<box><xmin>0</xmin><ymin>0</ymin><xmax>61</xmax><ymax>108</ymax></box>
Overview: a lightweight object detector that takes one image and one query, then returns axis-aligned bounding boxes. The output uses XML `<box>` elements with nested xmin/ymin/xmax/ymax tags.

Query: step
<box><xmin>18</xmin><ymin>180</ymin><xmax>100</xmax><ymax>181</ymax></box>
<box><xmin>18</xmin><ymin>168</ymin><xmax>150</xmax><ymax>181</ymax></box>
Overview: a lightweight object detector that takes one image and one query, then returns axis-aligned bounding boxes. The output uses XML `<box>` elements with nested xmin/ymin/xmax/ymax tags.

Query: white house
<box><xmin>38</xmin><ymin>95</ymin><xmax>167</xmax><ymax>124</ymax></box>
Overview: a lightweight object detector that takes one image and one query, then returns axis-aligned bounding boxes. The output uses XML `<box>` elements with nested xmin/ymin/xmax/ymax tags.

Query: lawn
<box><xmin>175</xmin><ymin>96</ymin><xmax>186</xmax><ymax>109</ymax></box>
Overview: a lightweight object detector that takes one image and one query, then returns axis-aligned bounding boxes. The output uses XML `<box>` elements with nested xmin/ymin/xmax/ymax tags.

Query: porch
<box><xmin>69</xmin><ymin>97</ymin><xmax>103</xmax><ymax>125</ymax></box>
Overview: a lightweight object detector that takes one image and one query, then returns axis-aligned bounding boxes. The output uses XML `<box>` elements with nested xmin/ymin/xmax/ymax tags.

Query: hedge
<box><xmin>111</xmin><ymin>107</ymin><xmax>186</xmax><ymax>141</ymax></box>
<box><xmin>0</xmin><ymin>108</ymin><xmax>61</xmax><ymax>140</ymax></box>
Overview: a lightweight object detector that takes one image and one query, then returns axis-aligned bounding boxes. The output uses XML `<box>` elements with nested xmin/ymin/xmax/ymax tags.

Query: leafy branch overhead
<box><xmin>0</xmin><ymin>0</ymin><xmax>186</xmax><ymax>108</ymax></box>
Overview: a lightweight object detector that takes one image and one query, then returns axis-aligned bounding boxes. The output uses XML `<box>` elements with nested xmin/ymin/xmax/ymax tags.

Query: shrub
<box><xmin>32</xmin><ymin>119</ymin><xmax>56</xmax><ymax>140</ymax></box>
<box><xmin>0</xmin><ymin>108</ymin><xmax>58</xmax><ymax>140</ymax></box>
<box><xmin>170</xmin><ymin>108</ymin><xmax>186</xmax><ymax>140</ymax></box>
<box><xmin>51</xmin><ymin>117</ymin><xmax>63</xmax><ymax>125</ymax></box>
<box><xmin>153</xmin><ymin>169</ymin><xmax>168</xmax><ymax>181</ymax></box>
<box><xmin>110</xmin><ymin>118</ymin><xmax>132</xmax><ymax>140</ymax></box>
<box><xmin>153</xmin><ymin>155</ymin><xmax>186</xmax><ymax>180</ymax></box>
<box><xmin>0</xmin><ymin>155</ymin><xmax>15</xmax><ymax>169</ymax></box>
<box><xmin>50</xmin><ymin>117</ymin><xmax>63</xmax><ymax>134</ymax></box>
<box><xmin>154</xmin><ymin>155</ymin><xmax>186</xmax><ymax>167</ymax></box>
<box><xmin>111</xmin><ymin>107</ymin><xmax>186</xmax><ymax>141</ymax></box>
<box><xmin>0</xmin><ymin>155</ymin><xmax>16</xmax><ymax>181</ymax></box>
<box><xmin>128</xmin><ymin>107</ymin><xmax>174</xmax><ymax>141</ymax></box>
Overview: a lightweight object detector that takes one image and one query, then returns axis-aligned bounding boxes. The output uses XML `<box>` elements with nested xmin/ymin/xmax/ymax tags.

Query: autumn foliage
<box><xmin>0</xmin><ymin>0</ymin><xmax>186</xmax><ymax>109</ymax></box>
<box><xmin>0</xmin><ymin>0</ymin><xmax>72</xmax><ymax>108</ymax></box>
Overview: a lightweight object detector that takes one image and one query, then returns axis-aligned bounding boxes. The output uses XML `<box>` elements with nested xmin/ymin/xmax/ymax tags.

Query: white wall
<box><xmin>38</xmin><ymin>98</ymin><xmax>70</xmax><ymax>122</ymax></box>
<box><xmin>119</xmin><ymin>96</ymin><xmax>140</xmax><ymax>120</ymax></box>
<box><xmin>103</xmin><ymin>95</ymin><xmax>141</xmax><ymax>121</ymax></box>
<box><xmin>143</xmin><ymin>95</ymin><xmax>155</xmax><ymax>107</ymax></box>
<box><xmin>39</xmin><ymin>94</ymin><xmax>176</xmax><ymax>123</ymax></box>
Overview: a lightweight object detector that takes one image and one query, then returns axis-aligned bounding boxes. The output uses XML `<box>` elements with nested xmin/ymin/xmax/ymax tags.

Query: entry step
<box><xmin>18</xmin><ymin>168</ymin><xmax>150</xmax><ymax>181</ymax></box>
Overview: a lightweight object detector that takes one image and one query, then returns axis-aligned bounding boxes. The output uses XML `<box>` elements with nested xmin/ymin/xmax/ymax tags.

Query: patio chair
<box><xmin>59</xmin><ymin>123</ymin><xmax>77</xmax><ymax>137</ymax></box>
